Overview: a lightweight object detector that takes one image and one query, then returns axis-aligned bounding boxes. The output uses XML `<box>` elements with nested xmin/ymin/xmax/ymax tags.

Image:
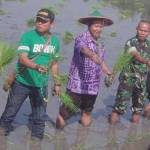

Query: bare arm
<box><xmin>80</xmin><ymin>47</ymin><xmax>103</xmax><ymax>65</ymax></box>
<box><xmin>101</xmin><ymin>62</ymin><xmax>112</xmax><ymax>75</ymax></box>
<box><xmin>80</xmin><ymin>47</ymin><xmax>112</xmax><ymax>75</ymax></box>
<box><xmin>50</xmin><ymin>60</ymin><xmax>61</xmax><ymax>96</ymax></box>
<box><xmin>18</xmin><ymin>53</ymin><xmax>48</xmax><ymax>72</ymax></box>
<box><xmin>50</xmin><ymin>61</ymin><xmax>60</xmax><ymax>85</ymax></box>
<box><xmin>130</xmin><ymin>51</ymin><xmax>148</xmax><ymax>64</ymax></box>
<box><xmin>18</xmin><ymin>53</ymin><xmax>37</xmax><ymax>69</ymax></box>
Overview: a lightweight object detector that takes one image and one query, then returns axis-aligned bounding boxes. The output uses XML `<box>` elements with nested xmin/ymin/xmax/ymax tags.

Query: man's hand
<box><xmin>52</xmin><ymin>84</ymin><xmax>61</xmax><ymax>96</ymax></box>
<box><xmin>104</xmin><ymin>73</ymin><xmax>115</xmax><ymax>88</ymax></box>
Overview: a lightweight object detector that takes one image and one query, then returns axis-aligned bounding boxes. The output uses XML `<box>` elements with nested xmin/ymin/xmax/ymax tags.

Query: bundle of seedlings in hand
<box><xmin>0</xmin><ymin>41</ymin><xmax>16</xmax><ymax>72</ymax></box>
<box><xmin>105</xmin><ymin>52</ymin><xmax>132</xmax><ymax>87</ymax></box>
<box><xmin>53</xmin><ymin>74</ymin><xmax>79</xmax><ymax>112</ymax></box>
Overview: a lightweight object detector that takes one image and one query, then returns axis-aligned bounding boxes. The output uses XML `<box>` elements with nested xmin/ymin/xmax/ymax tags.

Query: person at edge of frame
<box><xmin>109</xmin><ymin>20</ymin><xmax>150</xmax><ymax>124</ymax></box>
<box><xmin>0</xmin><ymin>8</ymin><xmax>61</xmax><ymax>140</ymax></box>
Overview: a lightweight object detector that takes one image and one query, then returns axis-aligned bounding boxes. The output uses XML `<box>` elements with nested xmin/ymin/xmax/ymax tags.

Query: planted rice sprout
<box><xmin>0</xmin><ymin>41</ymin><xmax>16</xmax><ymax>72</ymax></box>
<box><xmin>46</xmin><ymin>6</ymin><xmax>58</xmax><ymax>15</ymax></box>
<box><xmin>62</xmin><ymin>31</ymin><xmax>74</xmax><ymax>45</ymax></box>
<box><xmin>26</xmin><ymin>18</ymin><xmax>35</xmax><ymax>28</ymax></box>
<box><xmin>54</xmin><ymin>74</ymin><xmax>79</xmax><ymax>112</ymax></box>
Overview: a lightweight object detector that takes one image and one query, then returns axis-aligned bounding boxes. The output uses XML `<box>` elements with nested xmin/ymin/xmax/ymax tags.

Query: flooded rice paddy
<box><xmin>0</xmin><ymin>0</ymin><xmax>150</xmax><ymax>149</ymax></box>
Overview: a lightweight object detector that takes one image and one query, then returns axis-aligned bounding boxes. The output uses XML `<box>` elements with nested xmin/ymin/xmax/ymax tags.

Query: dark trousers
<box><xmin>0</xmin><ymin>80</ymin><xmax>47</xmax><ymax>139</ymax></box>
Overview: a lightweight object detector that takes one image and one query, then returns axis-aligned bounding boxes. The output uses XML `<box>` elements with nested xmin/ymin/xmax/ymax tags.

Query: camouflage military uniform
<box><xmin>114</xmin><ymin>36</ymin><xmax>150</xmax><ymax>114</ymax></box>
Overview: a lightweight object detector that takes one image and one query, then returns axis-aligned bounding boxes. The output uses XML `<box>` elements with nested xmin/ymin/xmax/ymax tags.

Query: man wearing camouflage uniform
<box><xmin>109</xmin><ymin>20</ymin><xmax>150</xmax><ymax>124</ymax></box>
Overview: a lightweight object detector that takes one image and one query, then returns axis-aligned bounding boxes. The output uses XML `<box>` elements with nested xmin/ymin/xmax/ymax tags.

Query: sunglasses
<box><xmin>36</xmin><ymin>18</ymin><xmax>49</xmax><ymax>24</ymax></box>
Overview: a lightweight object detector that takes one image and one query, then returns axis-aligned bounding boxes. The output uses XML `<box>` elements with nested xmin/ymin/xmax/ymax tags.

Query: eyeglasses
<box><xmin>36</xmin><ymin>18</ymin><xmax>49</xmax><ymax>24</ymax></box>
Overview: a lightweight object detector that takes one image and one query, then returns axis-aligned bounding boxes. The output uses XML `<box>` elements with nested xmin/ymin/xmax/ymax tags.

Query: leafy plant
<box><xmin>112</xmin><ymin>52</ymin><xmax>132</xmax><ymax>74</ymax></box>
<box><xmin>26</xmin><ymin>18</ymin><xmax>35</xmax><ymax>28</ymax></box>
<box><xmin>54</xmin><ymin>74</ymin><xmax>79</xmax><ymax>112</ymax></box>
<box><xmin>62</xmin><ymin>31</ymin><xmax>74</xmax><ymax>45</ymax></box>
<box><xmin>52</xmin><ymin>53</ymin><xmax>65</xmax><ymax>62</ymax></box>
<box><xmin>45</xmin><ymin>6</ymin><xmax>58</xmax><ymax>15</ymax></box>
<box><xmin>0</xmin><ymin>41</ymin><xmax>16</xmax><ymax>72</ymax></box>
<box><xmin>110</xmin><ymin>32</ymin><xmax>117</xmax><ymax>37</ymax></box>
<box><xmin>105</xmin><ymin>52</ymin><xmax>132</xmax><ymax>87</ymax></box>
<box><xmin>0</xmin><ymin>9</ymin><xmax>7</xmax><ymax>15</ymax></box>
<box><xmin>59</xmin><ymin>92</ymin><xmax>79</xmax><ymax>112</ymax></box>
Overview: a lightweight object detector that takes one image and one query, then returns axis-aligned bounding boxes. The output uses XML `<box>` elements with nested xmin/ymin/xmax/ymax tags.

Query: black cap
<box><xmin>36</xmin><ymin>8</ymin><xmax>55</xmax><ymax>22</ymax></box>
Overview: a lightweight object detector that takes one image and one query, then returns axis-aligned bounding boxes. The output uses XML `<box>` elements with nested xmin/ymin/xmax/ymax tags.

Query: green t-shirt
<box><xmin>16</xmin><ymin>29</ymin><xmax>60</xmax><ymax>87</ymax></box>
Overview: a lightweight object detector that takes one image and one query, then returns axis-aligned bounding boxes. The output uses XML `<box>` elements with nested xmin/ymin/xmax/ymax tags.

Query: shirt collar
<box><xmin>135</xmin><ymin>35</ymin><xmax>148</xmax><ymax>44</ymax></box>
<box><xmin>85</xmin><ymin>30</ymin><xmax>98</xmax><ymax>44</ymax></box>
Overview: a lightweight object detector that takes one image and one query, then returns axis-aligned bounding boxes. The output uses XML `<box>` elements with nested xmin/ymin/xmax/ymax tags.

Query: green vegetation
<box><xmin>110</xmin><ymin>32</ymin><xmax>117</xmax><ymax>37</ymax></box>
<box><xmin>0</xmin><ymin>9</ymin><xmax>7</xmax><ymax>15</ymax></box>
<box><xmin>26</xmin><ymin>18</ymin><xmax>35</xmax><ymax>28</ymax></box>
<box><xmin>45</xmin><ymin>6</ymin><xmax>58</xmax><ymax>15</ymax></box>
<box><xmin>112</xmin><ymin>52</ymin><xmax>132</xmax><ymax>74</ymax></box>
<box><xmin>105</xmin><ymin>52</ymin><xmax>132</xmax><ymax>87</ymax></box>
<box><xmin>94</xmin><ymin>0</ymin><xmax>149</xmax><ymax>20</ymax></box>
<box><xmin>54</xmin><ymin>74</ymin><xmax>79</xmax><ymax>112</ymax></box>
<box><xmin>0</xmin><ymin>41</ymin><xmax>16</xmax><ymax>72</ymax></box>
<box><xmin>52</xmin><ymin>52</ymin><xmax>65</xmax><ymax>62</ymax></box>
<box><xmin>62</xmin><ymin>31</ymin><xmax>74</xmax><ymax>45</ymax></box>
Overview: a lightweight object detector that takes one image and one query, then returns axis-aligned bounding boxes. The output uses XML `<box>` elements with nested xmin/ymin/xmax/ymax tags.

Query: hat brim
<box><xmin>36</xmin><ymin>15</ymin><xmax>50</xmax><ymax>21</ymax></box>
<box><xmin>78</xmin><ymin>17</ymin><xmax>113</xmax><ymax>26</ymax></box>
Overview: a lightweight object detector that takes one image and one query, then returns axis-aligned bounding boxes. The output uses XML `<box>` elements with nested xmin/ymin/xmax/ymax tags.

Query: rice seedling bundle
<box><xmin>0</xmin><ymin>41</ymin><xmax>16</xmax><ymax>72</ymax></box>
<box><xmin>105</xmin><ymin>52</ymin><xmax>132</xmax><ymax>87</ymax></box>
<box><xmin>54</xmin><ymin>74</ymin><xmax>79</xmax><ymax>112</ymax></box>
<box><xmin>112</xmin><ymin>52</ymin><xmax>132</xmax><ymax>74</ymax></box>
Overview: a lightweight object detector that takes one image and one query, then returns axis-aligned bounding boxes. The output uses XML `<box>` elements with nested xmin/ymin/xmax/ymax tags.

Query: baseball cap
<box><xmin>36</xmin><ymin>8</ymin><xmax>55</xmax><ymax>22</ymax></box>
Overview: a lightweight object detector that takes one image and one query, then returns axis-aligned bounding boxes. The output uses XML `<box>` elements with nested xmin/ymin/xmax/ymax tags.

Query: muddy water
<box><xmin>0</xmin><ymin>0</ymin><xmax>150</xmax><ymax>149</ymax></box>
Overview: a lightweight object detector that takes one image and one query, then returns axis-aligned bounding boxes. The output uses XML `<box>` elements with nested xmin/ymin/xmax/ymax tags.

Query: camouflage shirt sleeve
<box><xmin>124</xmin><ymin>40</ymin><xmax>138</xmax><ymax>54</ymax></box>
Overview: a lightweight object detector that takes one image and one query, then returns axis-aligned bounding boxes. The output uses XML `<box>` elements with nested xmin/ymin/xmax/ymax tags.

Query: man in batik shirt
<box><xmin>109</xmin><ymin>20</ymin><xmax>150</xmax><ymax>124</ymax></box>
<box><xmin>56</xmin><ymin>10</ymin><xmax>113</xmax><ymax>128</ymax></box>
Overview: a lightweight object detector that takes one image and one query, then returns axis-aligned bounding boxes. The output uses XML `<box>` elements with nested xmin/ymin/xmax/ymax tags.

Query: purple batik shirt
<box><xmin>67</xmin><ymin>31</ymin><xmax>105</xmax><ymax>95</ymax></box>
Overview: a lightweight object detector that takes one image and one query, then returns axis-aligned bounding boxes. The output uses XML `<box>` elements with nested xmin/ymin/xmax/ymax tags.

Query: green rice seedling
<box><xmin>26</xmin><ymin>18</ymin><xmax>35</xmax><ymax>28</ymax></box>
<box><xmin>112</xmin><ymin>52</ymin><xmax>132</xmax><ymax>75</ymax></box>
<box><xmin>59</xmin><ymin>92</ymin><xmax>79</xmax><ymax>112</ymax></box>
<box><xmin>57</xmin><ymin>0</ymin><xmax>66</xmax><ymax>8</ymax></box>
<box><xmin>52</xmin><ymin>53</ymin><xmax>65</xmax><ymax>62</ymax></box>
<box><xmin>19</xmin><ymin>0</ymin><xmax>26</xmax><ymax>3</ymax></box>
<box><xmin>53</xmin><ymin>74</ymin><xmax>79</xmax><ymax>112</ymax></box>
<box><xmin>45</xmin><ymin>6</ymin><xmax>58</xmax><ymax>15</ymax></box>
<box><xmin>0</xmin><ymin>9</ymin><xmax>7</xmax><ymax>15</ymax></box>
<box><xmin>0</xmin><ymin>41</ymin><xmax>16</xmax><ymax>72</ymax></box>
<box><xmin>105</xmin><ymin>52</ymin><xmax>132</xmax><ymax>87</ymax></box>
<box><xmin>54</xmin><ymin>74</ymin><xmax>68</xmax><ymax>85</ymax></box>
<box><xmin>110</xmin><ymin>32</ymin><xmax>117</xmax><ymax>37</ymax></box>
<box><xmin>62</xmin><ymin>31</ymin><xmax>74</xmax><ymax>45</ymax></box>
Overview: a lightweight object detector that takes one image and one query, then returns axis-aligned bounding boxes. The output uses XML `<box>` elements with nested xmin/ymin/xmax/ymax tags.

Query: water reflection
<box><xmin>0</xmin><ymin>135</ymin><xmax>7</xmax><ymax>150</ymax></box>
<box><xmin>121</xmin><ymin>122</ymin><xmax>150</xmax><ymax>150</ymax></box>
<box><xmin>54</xmin><ymin>130</ymin><xmax>69</xmax><ymax>150</ymax></box>
<box><xmin>105</xmin><ymin>125</ymin><xmax>120</xmax><ymax>150</ymax></box>
<box><xmin>121</xmin><ymin>124</ymin><xmax>139</xmax><ymax>150</ymax></box>
<box><xmin>29</xmin><ymin>137</ymin><xmax>42</xmax><ymax>150</ymax></box>
<box><xmin>70</xmin><ymin>125</ymin><xmax>89</xmax><ymax>150</ymax></box>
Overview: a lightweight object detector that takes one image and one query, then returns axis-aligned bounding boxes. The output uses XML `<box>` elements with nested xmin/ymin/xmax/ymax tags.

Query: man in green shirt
<box><xmin>0</xmin><ymin>8</ymin><xmax>61</xmax><ymax>140</ymax></box>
